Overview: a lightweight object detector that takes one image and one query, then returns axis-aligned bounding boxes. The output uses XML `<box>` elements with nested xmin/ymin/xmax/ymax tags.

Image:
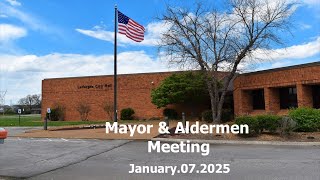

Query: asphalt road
<box><xmin>0</xmin><ymin>138</ymin><xmax>319</xmax><ymax>180</ymax></box>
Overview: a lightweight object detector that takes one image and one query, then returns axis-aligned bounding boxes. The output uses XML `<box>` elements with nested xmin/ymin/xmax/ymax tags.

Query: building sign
<box><xmin>77</xmin><ymin>84</ymin><xmax>112</xmax><ymax>90</ymax></box>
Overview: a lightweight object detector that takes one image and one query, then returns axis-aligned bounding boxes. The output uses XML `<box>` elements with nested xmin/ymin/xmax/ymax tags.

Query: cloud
<box><xmin>237</xmin><ymin>36</ymin><xmax>320</xmax><ymax>72</ymax></box>
<box><xmin>299</xmin><ymin>23</ymin><xmax>312</xmax><ymax>30</ymax></box>
<box><xmin>271</xmin><ymin>61</ymin><xmax>294</xmax><ymax>68</ymax></box>
<box><xmin>5</xmin><ymin>0</ymin><xmax>21</xmax><ymax>6</ymax></box>
<box><xmin>0</xmin><ymin>51</ymin><xmax>175</xmax><ymax>75</ymax></box>
<box><xmin>0</xmin><ymin>14</ymin><xmax>8</xmax><ymax>18</ymax></box>
<box><xmin>299</xmin><ymin>0</ymin><xmax>320</xmax><ymax>14</ymax></box>
<box><xmin>0</xmin><ymin>24</ymin><xmax>26</xmax><ymax>41</ymax></box>
<box><xmin>0</xmin><ymin>24</ymin><xmax>27</xmax><ymax>53</ymax></box>
<box><xmin>76</xmin><ymin>21</ymin><xmax>171</xmax><ymax>46</ymax></box>
<box><xmin>0</xmin><ymin>2</ymin><xmax>53</xmax><ymax>32</ymax></box>
<box><xmin>0</xmin><ymin>51</ymin><xmax>177</xmax><ymax>103</ymax></box>
<box><xmin>0</xmin><ymin>1</ymin><xmax>64</xmax><ymax>53</ymax></box>
<box><xmin>75</xmin><ymin>28</ymin><xmax>114</xmax><ymax>43</ymax></box>
<box><xmin>302</xmin><ymin>0</ymin><xmax>320</xmax><ymax>6</ymax></box>
<box><xmin>1</xmin><ymin>37</ymin><xmax>319</xmax><ymax>103</ymax></box>
<box><xmin>251</xmin><ymin>36</ymin><xmax>320</xmax><ymax>61</ymax></box>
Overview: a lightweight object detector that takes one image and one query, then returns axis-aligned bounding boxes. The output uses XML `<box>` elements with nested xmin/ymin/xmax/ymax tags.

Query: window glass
<box><xmin>280</xmin><ymin>87</ymin><xmax>297</xmax><ymax>109</ymax></box>
<box><xmin>251</xmin><ymin>89</ymin><xmax>265</xmax><ymax>110</ymax></box>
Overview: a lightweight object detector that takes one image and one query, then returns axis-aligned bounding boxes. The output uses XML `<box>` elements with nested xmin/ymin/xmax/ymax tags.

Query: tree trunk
<box><xmin>216</xmin><ymin>90</ymin><xmax>227</xmax><ymax>122</ymax></box>
<box><xmin>213</xmin><ymin>76</ymin><xmax>219</xmax><ymax>124</ymax></box>
<box><xmin>216</xmin><ymin>73</ymin><xmax>237</xmax><ymax>122</ymax></box>
<box><xmin>207</xmin><ymin>83</ymin><xmax>217</xmax><ymax>122</ymax></box>
<box><xmin>202</xmin><ymin>71</ymin><xmax>216</xmax><ymax>122</ymax></box>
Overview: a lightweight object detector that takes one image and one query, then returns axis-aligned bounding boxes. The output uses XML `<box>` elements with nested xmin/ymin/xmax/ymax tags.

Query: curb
<box><xmin>151</xmin><ymin>138</ymin><xmax>320</xmax><ymax>146</ymax></box>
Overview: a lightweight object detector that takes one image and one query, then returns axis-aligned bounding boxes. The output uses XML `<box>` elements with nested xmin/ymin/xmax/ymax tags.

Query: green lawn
<box><xmin>0</xmin><ymin>114</ymin><xmax>106</xmax><ymax>127</ymax></box>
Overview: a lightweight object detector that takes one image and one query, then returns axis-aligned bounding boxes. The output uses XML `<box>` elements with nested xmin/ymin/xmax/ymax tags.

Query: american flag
<box><xmin>118</xmin><ymin>11</ymin><xmax>145</xmax><ymax>42</ymax></box>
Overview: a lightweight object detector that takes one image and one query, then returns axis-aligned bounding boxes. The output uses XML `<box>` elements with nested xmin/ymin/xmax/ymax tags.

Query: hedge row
<box><xmin>288</xmin><ymin>108</ymin><xmax>320</xmax><ymax>132</ymax></box>
<box><xmin>235</xmin><ymin>115</ymin><xmax>282</xmax><ymax>136</ymax></box>
<box><xmin>235</xmin><ymin>108</ymin><xmax>320</xmax><ymax>136</ymax></box>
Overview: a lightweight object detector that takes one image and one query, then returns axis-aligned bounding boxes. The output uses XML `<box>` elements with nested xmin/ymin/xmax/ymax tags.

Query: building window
<box><xmin>251</xmin><ymin>89</ymin><xmax>265</xmax><ymax>110</ymax></box>
<box><xmin>313</xmin><ymin>85</ymin><xmax>320</xmax><ymax>109</ymax></box>
<box><xmin>279</xmin><ymin>87</ymin><xmax>298</xmax><ymax>109</ymax></box>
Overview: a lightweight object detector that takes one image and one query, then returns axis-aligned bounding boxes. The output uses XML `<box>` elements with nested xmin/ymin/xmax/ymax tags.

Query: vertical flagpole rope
<box><xmin>114</xmin><ymin>4</ymin><xmax>118</xmax><ymax>123</ymax></box>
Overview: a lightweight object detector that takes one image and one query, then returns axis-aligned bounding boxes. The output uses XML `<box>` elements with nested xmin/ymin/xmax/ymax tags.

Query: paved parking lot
<box><xmin>0</xmin><ymin>137</ymin><xmax>319</xmax><ymax>180</ymax></box>
<box><xmin>0</xmin><ymin>137</ymin><xmax>130</xmax><ymax>178</ymax></box>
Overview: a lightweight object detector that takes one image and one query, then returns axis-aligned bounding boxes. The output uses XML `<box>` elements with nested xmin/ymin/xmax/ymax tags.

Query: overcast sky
<box><xmin>0</xmin><ymin>0</ymin><xmax>319</xmax><ymax>104</ymax></box>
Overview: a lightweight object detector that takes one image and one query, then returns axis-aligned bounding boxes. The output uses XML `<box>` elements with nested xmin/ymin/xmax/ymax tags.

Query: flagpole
<box><xmin>114</xmin><ymin>4</ymin><xmax>118</xmax><ymax>123</ymax></box>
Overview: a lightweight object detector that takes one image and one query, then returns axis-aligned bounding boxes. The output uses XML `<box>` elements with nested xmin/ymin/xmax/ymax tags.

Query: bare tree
<box><xmin>76</xmin><ymin>102</ymin><xmax>91</xmax><ymax>121</ymax></box>
<box><xmin>18</xmin><ymin>94</ymin><xmax>41</xmax><ymax>113</ymax></box>
<box><xmin>159</xmin><ymin>0</ymin><xmax>295</xmax><ymax>123</ymax></box>
<box><xmin>102</xmin><ymin>101</ymin><xmax>114</xmax><ymax>121</ymax></box>
<box><xmin>31</xmin><ymin>94</ymin><xmax>41</xmax><ymax>107</ymax></box>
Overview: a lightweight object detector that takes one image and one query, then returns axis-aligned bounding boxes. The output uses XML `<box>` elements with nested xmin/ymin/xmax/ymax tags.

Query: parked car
<box><xmin>0</xmin><ymin>128</ymin><xmax>8</xmax><ymax>144</ymax></box>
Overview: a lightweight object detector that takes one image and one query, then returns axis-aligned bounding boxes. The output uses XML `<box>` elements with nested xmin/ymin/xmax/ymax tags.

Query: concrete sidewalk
<box><xmin>14</xmin><ymin>121</ymin><xmax>177</xmax><ymax>140</ymax></box>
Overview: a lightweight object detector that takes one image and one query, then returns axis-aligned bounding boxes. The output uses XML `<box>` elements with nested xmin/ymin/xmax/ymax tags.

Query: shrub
<box><xmin>289</xmin><ymin>108</ymin><xmax>320</xmax><ymax>132</ymax></box>
<box><xmin>76</xmin><ymin>102</ymin><xmax>91</xmax><ymax>121</ymax></box>
<box><xmin>163</xmin><ymin>108</ymin><xmax>178</xmax><ymax>120</ymax></box>
<box><xmin>235</xmin><ymin>116</ymin><xmax>259</xmax><ymax>136</ymax></box>
<box><xmin>256</xmin><ymin>115</ymin><xmax>281</xmax><ymax>133</ymax></box>
<box><xmin>24</xmin><ymin>110</ymin><xmax>31</xmax><ymax>114</ymax></box>
<box><xmin>279</xmin><ymin>116</ymin><xmax>297</xmax><ymax>136</ymax></box>
<box><xmin>201</xmin><ymin>110</ymin><xmax>213</xmax><ymax>123</ymax></box>
<box><xmin>121</xmin><ymin>108</ymin><xmax>135</xmax><ymax>120</ymax></box>
<box><xmin>102</xmin><ymin>101</ymin><xmax>114</xmax><ymax>120</ymax></box>
<box><xmin>5</xmin><ymin>109</ymin><xmax>16</xmax><ymax>115</ymax></box>
<box><xmin>46</xmin><ymin>104</ymin><xmax>66</xmax><ymax>121</ymax></box>
<box><xmin>221</xmin><ymin>109</ymin><xmax>233</xmax><ymax>122</ymax></box>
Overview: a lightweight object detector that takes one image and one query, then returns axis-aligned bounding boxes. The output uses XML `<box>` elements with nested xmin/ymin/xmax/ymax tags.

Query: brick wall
<box><xmin>42</xmin><ymin>71</ymin><xmax>225</xmax><ymax>121</ymax></box>
<box><xmin>42</xmin><ymin>72</ymin><xmax>173</xmax><ymax>121</ymax></box>
<box><xmin>234</xmin><ymin>62</ymin><xmax>320</xmax><ymax>116</ymax></box>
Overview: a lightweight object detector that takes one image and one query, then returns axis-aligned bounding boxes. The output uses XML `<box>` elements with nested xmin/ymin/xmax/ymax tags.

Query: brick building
<box><xmin>41</xmin><ymin>71</ymin><xmax>229</xmax><ymax>121</ymax></box>
<box><xmin>234</xmin><ymin>62</ymin><xmax>320</xmax><ymax>116</ymax></box>
<box><xmin>42</xmin><ymin>62</ymin><xmax>320</xmax><ymax>121</ymax></box>
<box><xmin>42</xmin><ymin>72</ymin><xmax>171</xmax><ymax>121</ymax></box>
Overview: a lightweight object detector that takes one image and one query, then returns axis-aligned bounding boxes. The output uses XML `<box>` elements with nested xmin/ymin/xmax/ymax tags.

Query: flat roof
<box><xmin>240</xmin><ymin>61</ymin><xmax>320</xmax><ymax>76</ymax></box>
